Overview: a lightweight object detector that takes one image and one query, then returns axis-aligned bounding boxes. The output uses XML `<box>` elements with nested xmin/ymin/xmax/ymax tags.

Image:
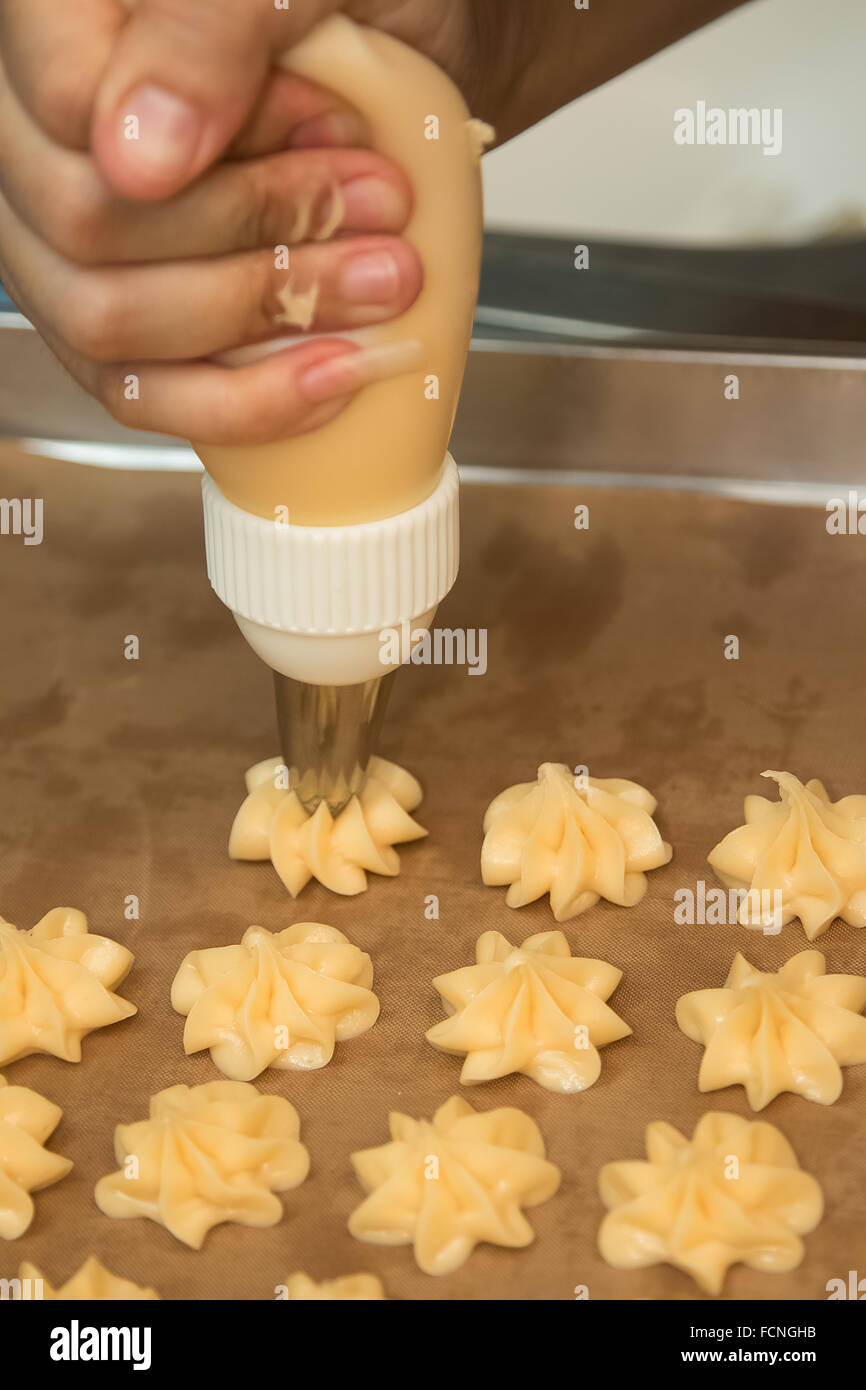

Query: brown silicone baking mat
<box><xmin>1</xmin><ymin>440</ymin><xmax>865</xmax><ymax>1302</ymax></box>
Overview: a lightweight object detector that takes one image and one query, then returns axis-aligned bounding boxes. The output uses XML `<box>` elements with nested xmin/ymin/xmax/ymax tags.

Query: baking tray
<box><xmin>1</xmin><ymin>437</ymin><xmax>864</xmax><ymax>1301</ymax></box>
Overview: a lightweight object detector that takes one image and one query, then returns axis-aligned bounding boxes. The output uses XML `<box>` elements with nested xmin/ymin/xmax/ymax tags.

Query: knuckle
<box><xmin>58</xmin><ymin>275</ymin><xmax>128</xmax><ymax>361</ymax></box>
<box><xmin>210</xmin><ymin>373</ymin><xmax>288</xmax><ymax>447</ymax></box>
<box><xmin>47</xmin><ymin>170</ymin><xmax>110</xmax><ymax>264</ymax></box>
<box><xmin>233</xmin><ymin>157</ymin><xmax>326</xmax><ymax>252</ymax></box>
<box><xmin>232</xmin><ymin>160</ymin><xmax>276</xmax><ymax>251</ymax></box>
<box><xmin>27</xmin><ymin>56</ymin><xmax>94</xmax><ymax>144</ymax></box>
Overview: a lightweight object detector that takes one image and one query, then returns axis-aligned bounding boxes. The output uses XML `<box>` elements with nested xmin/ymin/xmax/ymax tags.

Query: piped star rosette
<box><xmin>0</xmin><ymin>907</ymin><xmax>136</xmax><ymax>1064</ymax></box>
<box><xmin>427</xmin><ymin>929</ymin><xmax>631</xmax><ymax>1092</ymax></box>
<box><xmin>282</xmin><ymin>1271</ymin><xmax>386</xmax><ymax>1301</ymax></box>
<box><xmin>348</xmin><ymin>1095</ymin><xmax>560</xmax><ymax>1275</ymax></box>
<box><xmin>230</xmin><ymin>756</ymin><xmax>426</xmax><ymax>896</ymax></box>
<box><xmin>171</xmin><ymin>922</ymin><xmax>379</xmax><ymax>1080</ymax></box>
<box><xmin>0</xmin><ymin>1074</ymin><xmax>72</xmax><ymax>1239</ymax></box>
<box><xmin>481</xmin><ymin>762</ymin><xmax>671</xmax><ymax>921</ymax></box>
<box><xmin>708</xmin><ymin>771</ymin><xmax>866</xmax><ymax>939</ymax></box>
<box><xmin>17</xmin><ymin>1256</ymin><xmax>160</xmax><ymax>1300</ymax></box>
<box><xmin>676</xmin><ymin>949</ymin><xmax>866</xmax><ymax>1109</ymax></box>
<box><xmin>598</xmin><ymin>1112</ymin><xmax>823</xmax><ymax>1295</ymax></box>
<box><xmin>94</xmin><ymin>1081</ymin><xmax>310</xmax><ymax>1249</ymax></box>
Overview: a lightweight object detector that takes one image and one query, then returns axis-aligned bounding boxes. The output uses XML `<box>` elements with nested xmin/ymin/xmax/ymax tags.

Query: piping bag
<box><xmin>195</xmin><ymin>16</ymin><xmax>486</xmax><ymax>816</ymax></box>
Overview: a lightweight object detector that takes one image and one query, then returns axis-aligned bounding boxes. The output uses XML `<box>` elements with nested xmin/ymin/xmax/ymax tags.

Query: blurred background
<box><xmin>484</xmin><ymin>0</ymin><xmax>864</xmax><ymax>246</ymax></box>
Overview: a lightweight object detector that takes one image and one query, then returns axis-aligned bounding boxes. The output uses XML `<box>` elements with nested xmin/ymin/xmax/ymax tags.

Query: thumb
<box><xmin>91</xmin><ymin>0</ymin><xmax>337</xmax><ymax>199</ymax></box>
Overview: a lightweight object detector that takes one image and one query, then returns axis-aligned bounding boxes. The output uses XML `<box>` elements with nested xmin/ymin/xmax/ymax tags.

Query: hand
<box><xmin>0</xmin><ymin>0</ymin><xmax>747</xmax><ymax>444</ymax></box>
<box><xmin>0</xmin><ymin>0</ymin><xmax>478</xmax><ymax>443</ymax></box>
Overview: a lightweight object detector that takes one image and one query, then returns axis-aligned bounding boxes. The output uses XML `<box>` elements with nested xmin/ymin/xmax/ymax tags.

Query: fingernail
<box><xmin>298</xmin><ymin>339</ymin><xmax>423</xmax><ymax>403</ymax></box>
<box><xmin>340</xmin><ymin>251</ymin><xmax>400</xmax><ymax>304</ymax></box>
<box><xmin>119</xmin><ymin>85</ymin><xmax>202</xmax><ymax>177</ymax></box>
<box><xmin>340</xmin><ymin>176</ymin><xmax>407</xmax><ymax>229</ymax></box>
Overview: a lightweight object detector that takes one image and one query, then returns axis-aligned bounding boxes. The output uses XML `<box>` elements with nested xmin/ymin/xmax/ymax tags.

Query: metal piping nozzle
<box><xmin>273</xmin><ymin>671</ymin><xmax>394</xmax><ymax>816</ymax></box>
